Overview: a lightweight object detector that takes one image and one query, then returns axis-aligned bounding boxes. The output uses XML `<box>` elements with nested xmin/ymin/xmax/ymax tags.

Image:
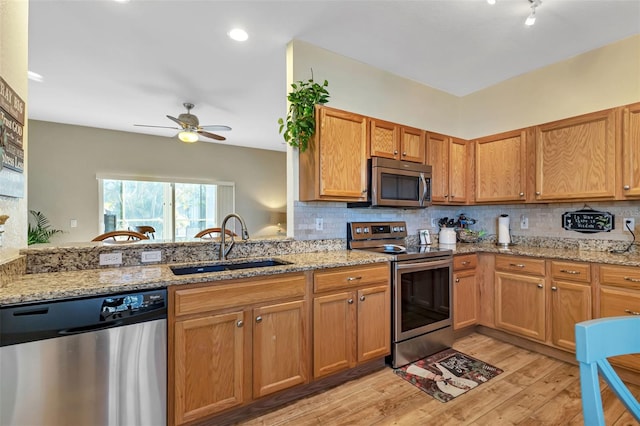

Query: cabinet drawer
<box><xmin>600</xmin><ymin>264</ymin><xmax>640</xmax><ymax>290</ymax></box>
<box><xmin>454</xmin><ymin>254</ymin><xmax>477</xmax><ymax>271</ymax></box>
<box><xmin>174</xmin><ymin>273</ymin><xmax>306</xmax><ymax>317</ymax></box>
<box><xmin>550</xmin><ymin>261</ymin><xmax>591</xmax><ymax>283</ymax></box>
<box><xmin>314</xmin><ymin>263</ymin><xmax>389</xmax><ymax>293</ymax></box>
<box><xmin>495</xmin><ymin>255</ymin><xmax>545</xmax><ymax>277</ymax></box>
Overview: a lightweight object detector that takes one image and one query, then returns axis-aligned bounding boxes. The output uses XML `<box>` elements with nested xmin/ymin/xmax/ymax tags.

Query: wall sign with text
<box><xmin>562</xmin><ymin>208</ymin><xmax>614</xmax><ymax>233</ymax></box>
<box><xmin>0</xmin><ymin>75</ymin><xmax>26</xmax><ymax>198</ymax></box>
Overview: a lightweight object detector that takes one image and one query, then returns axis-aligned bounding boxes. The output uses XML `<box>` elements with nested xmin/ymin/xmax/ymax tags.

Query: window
<box><xmin>99</xmin><ymin>176</ymin><xmax>234</xmax><ymax>241</ymax></box>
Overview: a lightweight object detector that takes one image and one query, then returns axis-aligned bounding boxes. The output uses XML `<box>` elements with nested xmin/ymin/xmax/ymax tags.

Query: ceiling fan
<box><xmin>134</xmin><ymin>102</ymin><xmax>231</xmax><ymax>142</ymax></box>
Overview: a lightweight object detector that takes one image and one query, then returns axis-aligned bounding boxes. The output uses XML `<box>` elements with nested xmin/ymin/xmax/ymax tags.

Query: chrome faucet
<box><xmin>219</xmin><ymin>213</ymin><xmax>250</xmax><ymax>260</ymax></box>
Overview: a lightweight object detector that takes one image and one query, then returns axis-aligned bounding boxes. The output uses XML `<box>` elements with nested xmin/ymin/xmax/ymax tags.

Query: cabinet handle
<box><xmin>347</xmin><ymin>298</ymin><xmax>354</xmax><ymax>304</ymax></box>
<box><xmin>455</xmin><ymin>278</ymin><xmax>460</xmax><ymax>283</ymax></box>
<box><xmin>537</xmin><ymin>284</ymin><xmax>543</xmax><ymax>289</ymax></box>
<box><xmin>394</xmin><ymin>150</ymin><xmax>398</xmax><ymax>155</ymax></box>
<box><xmin>461</xmin><ymin>261</ymin><xmax>470</xmax><ymax>265</ymax></box>
<box><xmin>624</xmin><ymin>276</ymin><xmax>640</xmax><ymax>283</ymax></box>
<box><xmin>535</xmin><ymin>191</ymin><xmax>541</xmax><ymax>195</ymax></box>
<box><xmin>255</xmin><ymin>316</ymin><xmax>262</xmax><ymax>323</ymax></box>
<box><xmin>444</xmin><ymin>194</ymin><xmax>449</xmax><ymax>198</ymax></box>
<box><xmin>402</xmin><ymin>152</ymin><xmax>407</xmax><ymax>156</ymax></box>
<box><xmin>360</xmin><ymin>295</ymin><xmax>365</xmax><ymax>301</ymax></box>
<box><xmin>519</xmin><ymin>192</ymin><xmax>524</xmax><ymax>197</ymax></box>
<box><xmin>625</xmin><ymin>309</ymin><xmax>640</xmax><ymax>316</ymax></box>
<box><xmin>237</xmin><ymin>320</ymin><xmax>244</xmax><ymax>328</ymax></box>
<box><xmin>624</xmin><ymin>185</ymin><xmax>631</xmax><ymax>190</ymax></box>
<box><xmin>559</xmin><ymin>269</ymin><xmax>580</xmax><ymax>275</ymax></box>
<box><xmin>450</xmin><ymin>195</ymin><xmax>455</xmax><ymax>198</ymax></box>
<box><xmin>551</xmin><ymin>286</ymin><xmax>557</xmax><ymax>291</ymax></box>
<box><xmin>347</xmin><ymin>276</ymin><xmax>362</xmax><ymax>281</ymax></box>
<box><xmin>361</xmin><ymin>189</ymin><xmax>367</xmax><ymax>194</ymax></box>
<box><xmin>509</xmin><ymin>263</ymin><xmax>526</xmax><ymax>268</ymax></box>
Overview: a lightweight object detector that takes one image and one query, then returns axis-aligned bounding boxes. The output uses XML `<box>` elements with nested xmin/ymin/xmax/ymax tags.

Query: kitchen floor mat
<box><xmin>394</xmin><ymin>348</ymin><xmax>503</xmax><ymax>402</ymax></box>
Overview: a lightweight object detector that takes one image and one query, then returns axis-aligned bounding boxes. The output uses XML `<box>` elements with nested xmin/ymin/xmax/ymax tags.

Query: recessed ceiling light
<box><xmin>228</xmin><ymin>28</ymin><xmax>249</xmax><ymax>42</ymax></box>
<box><xmin>114</xmin><ymin>0</ymin><xmax>130</xmax><ymax>3</ymax></box>
<box><xmin>28</xmin><ymin>71</ymin><xmax>44</xmax><ymax>82</ymax></box>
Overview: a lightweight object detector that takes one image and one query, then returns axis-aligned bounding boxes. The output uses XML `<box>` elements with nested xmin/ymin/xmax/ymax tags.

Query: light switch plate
<box><xmin>141</xmin><ymin>250</ymin><xmax>162</xmax><ymax>263</ymax></box>
<box><xmin>99</xmin><ymin>252</ymin><xmax>122</xmax><ymax>266</ymax></box>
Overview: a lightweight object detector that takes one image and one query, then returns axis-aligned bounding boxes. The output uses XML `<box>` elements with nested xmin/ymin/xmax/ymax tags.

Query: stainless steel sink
<box><xmin>170</xmin><ymin>259</ymin><xmax>292</xmax><ymax>275</ymax></box>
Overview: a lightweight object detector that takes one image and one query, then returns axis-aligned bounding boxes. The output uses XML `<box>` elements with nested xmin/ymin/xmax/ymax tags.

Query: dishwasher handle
<box><xmin>58</xmin><ymin>321</ymin><xmax>125</xmax><ymax>336</ymax></box>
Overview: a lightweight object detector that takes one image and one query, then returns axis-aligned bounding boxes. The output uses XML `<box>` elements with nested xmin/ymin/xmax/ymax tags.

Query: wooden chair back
<box><xmin>92</xmin><ymin>230</ymin><xmax>149</xmax><ymax>242</ymax></box>
<box><xmin>134</xmin><ymin>225</ymin><xmax>156</xmax><ymax>239</ymax></box>
<box><xmin>575</xmin><ymin>316</ymin><xmax>640</xmax><ymax>425</ymax></box>
<box><xmin>194</xmin><ymin>227</ymin><xmax>238</xmax><ymax>239</ymax></box>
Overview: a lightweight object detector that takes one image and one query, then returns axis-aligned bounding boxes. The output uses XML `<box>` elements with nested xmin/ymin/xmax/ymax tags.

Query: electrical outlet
<box><xmin>70</xmin><ymin>219</ymin><xmax>78</xmax><ymax>228</ymax></box>
<box><xmin>99</xmin><ymin>252</ymin><xmax>122</xmax><ymax>266</ymax></box>
<box><xmin>141</xmin><ymin>250</ymin><xmax>162</xmax><ymax>263</ymax></box>
<box><xmin>520</xmin><ymin>215</ymin><xmax>529</xmax><ymax>229</ymax></box>
<box><xmin>315</xmin><ymin>217</ymin><xmax>324</xmax><ymax>231</ymax></box>
<box><xmin>624</xmin><ymin>217</ymin><xmax>635</xmax><ymax>232</ymax></box>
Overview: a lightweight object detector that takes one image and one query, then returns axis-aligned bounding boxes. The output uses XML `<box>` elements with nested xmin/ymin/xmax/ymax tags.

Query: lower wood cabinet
<box><xmin>598</xmin><ymin>264</ymin><xmax>640</xmax><ymax>372</ymax></box>
<box><xmin>453</xmin><ymin>254</ymin><xmax>478</xmax><ymax>330</ymax></box>
<box><xmin>169</xmin><ymin>273</ymin><xmax>308</xmax><ymax>426</ymax></box>
<box><xmin>312</xmin><ymin>263</ymin><xmax>390</xmax><ymax>378</ymax></box>
<box><xmin>494</xmin><ymin>255</ymin><xmax>546</xmax><ymax>342</ymax></box>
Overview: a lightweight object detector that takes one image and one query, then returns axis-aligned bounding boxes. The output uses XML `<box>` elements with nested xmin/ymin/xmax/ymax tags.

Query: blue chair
<box><xmin>575</xmin><ymin>316</ymin><xmax>640</xmax><ymax>425</ymax></box>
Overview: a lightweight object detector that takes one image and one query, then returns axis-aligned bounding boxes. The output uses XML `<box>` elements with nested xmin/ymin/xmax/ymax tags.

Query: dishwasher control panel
<box><xmin>100</xmin><ymin>291</ymin><xmax>166</xmax><ymax>321</ymax></box>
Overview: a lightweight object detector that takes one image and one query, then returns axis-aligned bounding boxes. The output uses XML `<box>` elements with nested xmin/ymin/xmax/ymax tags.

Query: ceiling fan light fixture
<box><xmin>525</xmin><ymin>9</ymin><xmax>536</xmax><ymax>26</ymax></box>
<box><xmin>178</xmin><ymin>130</ymin><xmax>199</xmax><ymax>143</ymax></box>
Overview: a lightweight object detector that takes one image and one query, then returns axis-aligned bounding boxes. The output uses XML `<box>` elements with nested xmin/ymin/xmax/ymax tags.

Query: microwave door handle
<box><xmin>419</xmin><ymin>172</ymin><xmax>427</xmax><ymax>206</ymax></box>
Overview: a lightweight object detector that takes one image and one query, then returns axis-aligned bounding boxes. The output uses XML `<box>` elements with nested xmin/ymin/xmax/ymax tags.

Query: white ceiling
<box><xmin>28</xmin><ymin>0</ymin><xmax>640</xmax><ymax>152</ymax></box>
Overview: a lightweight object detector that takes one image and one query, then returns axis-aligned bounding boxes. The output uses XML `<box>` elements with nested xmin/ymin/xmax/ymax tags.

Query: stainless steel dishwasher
<box><xmin>0</xmin><ymin>288</ymin><xmax>167</xmax><ymax>426</ymax></box>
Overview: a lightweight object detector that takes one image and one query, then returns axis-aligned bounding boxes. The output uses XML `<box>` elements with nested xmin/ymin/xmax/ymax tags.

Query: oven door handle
<box><xmin>395</xmin><ymin>258</ymin><xmax>452</xmax><ymax>271</ymax></box>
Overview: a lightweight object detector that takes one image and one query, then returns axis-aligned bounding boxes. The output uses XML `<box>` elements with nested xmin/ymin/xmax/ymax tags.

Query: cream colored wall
<box><xmin>28</xmin><ymin>120</ymin><xmax>286</xmax><ymax>243</ymax></box>
<box><xmin>0</xmin><ymin>0</ymin><xmax>28</xmax><ymax>260</ymax></box>
<box><xmin>461</xmin><ymin>35</ymin><xmax>640</xmax><ymax>139</ymax></box>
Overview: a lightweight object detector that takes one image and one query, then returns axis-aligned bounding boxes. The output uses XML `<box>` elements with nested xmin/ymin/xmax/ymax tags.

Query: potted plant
<box><xmin>27</xmin><ymin>210</ymin><xmax>62</xmax><ymax>245</ymax></box>
<box><xmin>278</xmin><ymin>71</ymin><xmax>329</xmax><ymax>152</ymax></box>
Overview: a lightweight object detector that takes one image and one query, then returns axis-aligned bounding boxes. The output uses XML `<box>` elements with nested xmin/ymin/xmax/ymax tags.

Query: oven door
<box><xmin>371</xmin><ymin>165</ymin><xmax>431</xmax><ymax>208</ymax></box>
<box><xmin>393</xmin><ymin>258</ymin><xmax>452</xmax><ymax>342</ymax></box>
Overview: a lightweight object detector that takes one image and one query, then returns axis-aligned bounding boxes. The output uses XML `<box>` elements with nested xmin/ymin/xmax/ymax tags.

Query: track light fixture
<box><xmin>525</xmin><ymin>0</ymin><xmax>542</xmax><ymax>26</ymax></box>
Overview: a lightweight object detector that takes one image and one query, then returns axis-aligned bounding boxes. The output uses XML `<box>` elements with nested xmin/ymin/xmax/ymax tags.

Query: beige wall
<box><xmin>28</xmin><ymin>121</ymin><xmax>286</xmax><ymax>243</ymax></box>
<box><xmin>462</xmin><ymin>35</ymin><xmax>640</xmax><ymax>139</ymax></box>
<box><xmin>0</xmin><ymin>0</ymin><xmax>28</xmax><ymax>260</ymax></box>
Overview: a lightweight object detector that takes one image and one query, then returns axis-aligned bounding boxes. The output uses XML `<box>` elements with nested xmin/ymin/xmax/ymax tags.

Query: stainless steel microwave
<box><xmin>348</xmin><ymin>157</ymin><xmax>432</xmax><ymax>208</ymax></box>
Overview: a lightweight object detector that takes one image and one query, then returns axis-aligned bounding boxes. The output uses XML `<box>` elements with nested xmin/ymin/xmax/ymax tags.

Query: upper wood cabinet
<box><xmin>474</xmin><ymin>129</ymin><xmax>529</xmax><ymax>203</ymax></box>
<box><xmin>535</xmin><ymin>108</ymin><xmax>618</xmax><ymax>201</ymax></box>
<box><xmin>370</xmin><ymin>118</ymin><xmax>425</xmax><ymax>163</ymax></box>
<box><xmin>426</xmin><ymin>132</ymin><xmax>470</xmax><ymax>204</ymax></box>
<box><xmin>299</xmin><ymin>105</ymin><xmax>368</xmax><ymax>202</ymax></box>
<box><xmin>621</xmin><ymin>102</ymin><xmax>640</xmax><ymax>198</ymax></box>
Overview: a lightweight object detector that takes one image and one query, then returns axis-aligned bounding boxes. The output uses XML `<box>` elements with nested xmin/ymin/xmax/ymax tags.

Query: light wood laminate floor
<box><xmin>237</xmin><ymin>333</ymin><xmax>640</xmax><ymax>425</ymax></box>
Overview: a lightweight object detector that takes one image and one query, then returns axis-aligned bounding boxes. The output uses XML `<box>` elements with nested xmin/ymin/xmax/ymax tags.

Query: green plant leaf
<box><xmin>27</xmin><ymin>210</ymin><xmax>62</xmax><ymax>245</ymax></box>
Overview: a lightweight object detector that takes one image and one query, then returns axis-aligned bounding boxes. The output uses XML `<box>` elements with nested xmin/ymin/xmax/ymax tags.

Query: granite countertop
<box><xmin>451</xmin><ymin>242</ymin><xmax>640</xmax><ymax>266</ymax></box>
<box><xmin>0</xmin><ymin>250</ymin><xmax>391</xmax><ymax>306</ymax></box>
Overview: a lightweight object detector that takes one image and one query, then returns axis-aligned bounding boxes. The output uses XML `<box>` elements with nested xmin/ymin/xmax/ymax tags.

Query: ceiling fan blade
<box><xmin>166</xmin><ymin>115</ymin><xmax>188</xmax><ymax>128</ymax></box>
<box><xmin>199</xmin><ymin>125</ymin><xmax>232</xmax><ymax>131</ymax></box>
<box><xmin>198</xmin><ymin>130</ymin><xmax>226</xmax><ymax>141</ymax></box>
<box><xmin>134</xmin><ymin>124</ymin><xmax>180</xmax><ymax>129</ymax></box>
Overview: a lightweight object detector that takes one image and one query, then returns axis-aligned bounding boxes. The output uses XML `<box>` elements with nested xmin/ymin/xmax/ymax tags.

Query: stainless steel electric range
<box><xmin>347</xmin><ymin>221</ymin><xmax>454</xmax><ymax>368</ymax></box>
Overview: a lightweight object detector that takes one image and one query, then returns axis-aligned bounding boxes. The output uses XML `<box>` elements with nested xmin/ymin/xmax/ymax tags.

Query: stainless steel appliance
<box><xmin>348</xmin><ymin>157</ymin><xmax>432</xmax><ymax>208</ymax></box>
<box><xmin>0</xmin><ymin>288</ymin><xmax>167</xmax><ymax>426</ymax></box>
<box><xmin>348</xmin><ymin>221</ymin><xmax>453</xmax><ymax>368</ymax></box>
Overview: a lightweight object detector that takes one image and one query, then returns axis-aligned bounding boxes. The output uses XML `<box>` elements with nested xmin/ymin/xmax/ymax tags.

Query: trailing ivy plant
<box><xmin>27</xmin><ymin>210</ymin><xmax>62</xmax><ymax>245</ymax></box>
<box><xmin>278</xmin><ymin>71</ymin><xmax>329</xmax><ymax>152</ymax></box>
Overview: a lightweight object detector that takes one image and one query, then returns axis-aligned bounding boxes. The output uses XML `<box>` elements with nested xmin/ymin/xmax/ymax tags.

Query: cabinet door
<box><xmin>174</xmin><ymin>311</ymin><xmax>244</xmax><ymax>425</ymax></box>
<box><xmin>536</xmin><ymin>109</ymin><xmax>617</xmax><ymax>201</ymax></box>
<box><xmin>600</xmin><ymin>287</ymin><xmax>640</xmax><ymax>372</ymax></box>
<box><xmin>357</xmin><ymin>284</ymin><xmax>391</xmax><ymax>362</ymax></box>
<box><xmin>400</xmin><ymin>126</ymin><xmax>425</xmax><ymax>163</ymax></box>
<box><xmin>495</xmin><ymin>271</ymin><xmax>546</xmax><ymax>341</ymax></box>
<box><xmin>425</xmin><ymin>132</ymin><xmax>450</xmax><ymax>203</ymax></box>
<box><xmin>550</xmin><ymin>280</ymin><xmax>591</xmax><ymax>351</ymax></box>
<box><xmin>453</xmin><ymin>269</ymin><xmax>478</xmax><ymax>330</ymax></box>
<box><xmin>370</xmin><ymin>118</ymin><xmax>399</xmax><ymax>160</ymax></box>
<box><xmin>253</xmin><ymin>300</ymin><xmax>308</xmax><ymax>398</ymax></box>
<box><xmin>475</xmin><ymin>130</ymin><xmax>527</xmax><ymax>203</ymax></box>
<box><xmin>313</xmin><ymin>291</ymin><xmax>355</xmax><ymax>378</ymax></box>
<box><xmin>449</xmin><ymin>138</ymin><xmax>469</xmax><ymax>204</ymax></box>
<box><xmin>622</xmin><ymin>102</ymin><xmax>640</xmax><ymax>198</ymax></box>
<box><xmin>299</xmin><ymin>106</ymin><xmax>368</xmax><ymax>202</ymax></box>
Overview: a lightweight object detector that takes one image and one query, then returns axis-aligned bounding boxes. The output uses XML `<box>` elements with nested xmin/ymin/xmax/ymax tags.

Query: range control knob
<box><xmin>355</xmin><ymin>227</ymin><xmax>362</xmax><ymax>234</ymax></box>
<box><xmin>363</xmin><ymin>227</ymin><xmax>370</xmax><ymax>233</ymax></box>
<box><xmin>400</xmin><ymin>226</ymin><xmax>405</xmax><ymax>232</ymax></box>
